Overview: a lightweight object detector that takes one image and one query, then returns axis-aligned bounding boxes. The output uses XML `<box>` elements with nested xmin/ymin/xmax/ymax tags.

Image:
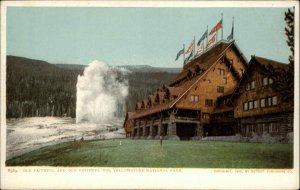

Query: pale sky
<box><xmin>7</xmin><ymin>7</ymin><xmax>292</xmax><ymax>67</ymax></box>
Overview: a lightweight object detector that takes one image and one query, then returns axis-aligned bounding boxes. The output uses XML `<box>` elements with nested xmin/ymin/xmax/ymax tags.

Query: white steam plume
<box><xmin>76</xmin><ymin>61</ymin><xmax>128</xmax><ymax>124</ymax></box>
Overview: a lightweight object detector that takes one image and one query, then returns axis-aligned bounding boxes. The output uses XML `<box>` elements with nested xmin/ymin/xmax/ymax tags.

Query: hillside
<box><xmin>6</xmin><ymin>56</ymin><xmax>81</xmax><ymax>118</ymax></box>
<box><xmin>6</xmin><ymin>56</ymin><xmax>178</xmax><ymax>118</ymax></box>
<box><xmin>55</xmin><ymin>63</ymin><xmax>181</xmax><ymax>73</ymax></box>
<box><xmin>117</xmin><ymin>65</ymin><xmax>181</xmax><ymax>73</ymax></box>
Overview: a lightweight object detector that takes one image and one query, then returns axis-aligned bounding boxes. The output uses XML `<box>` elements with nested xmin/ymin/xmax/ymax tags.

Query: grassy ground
<box><xmin>6</xmin><ymin>139</ymin><xmax>293</xmax><ymax>168</ymax></box>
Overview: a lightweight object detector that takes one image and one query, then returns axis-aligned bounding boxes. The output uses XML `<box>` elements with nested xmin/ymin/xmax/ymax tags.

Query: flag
<box><xmin>206</xmin><ymin>34</ymin><xmax>216</xmax><ymax>48</ymax></box>
<box><xmin>185</xmin><ymin>39</ymin><xmax>194</xmax><ymax>54</ymax></box>
<box><xmin>184</xmin><ymin>49</ymin><xmax>194</xmax><ymax>64</ymax></box>
<box><xmin>195</xmin><ymin>43</ymin><xmax>204</xmax><ymax>55</ymax></box>
<box><xmin>197</xmin><ymin>30</ymin><xmax>208</xmax><ymax>46</ymax></box>
<box><xmin>209</xmin><ymin>20</ymin><xmax>222</xmax><ymax>35</ymax></box>
<box><xmin>227</xmin><ymin>20</ymin><xmax>234</xmax><ymax>41</ymax></box>
<box><xmin>175</xmin><ymin>48</ymin><xmax>184</xmax><ymax>61</ymax></box>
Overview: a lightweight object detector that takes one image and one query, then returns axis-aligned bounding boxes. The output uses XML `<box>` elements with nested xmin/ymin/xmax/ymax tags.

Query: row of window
<box><xmin>207</xmin><ymin>78</ymin><xmax>227</xmax><ymax>85</ymax></box>
<box><xmin>243</xmin><ymin>123</ymin><xmax>280</xmax><ymax>134</ymax></box>
<box><xmin>217</xmin><ymin>86</ymin><xmax>224</xmax><ymax>93</ymax></box>
<box><xmin>243</xmin><ymin>96</ymin><xmax>278</xmax><ymax>111</ymax></box>
<box><xmin>218</xmin><ymin>68</ymin><xmax>225</xmax><ymax>76</ymax></box>
<box><xmin>202</xmin><ymin>113</ymin><xmax>210</xmax><ymax>119</ymax></box>
<box><xmin>190</xmin><ymin>86</ymin><xmax>224</xmax><ymax>103</ymax></box>
<box><xmin>189</xmin><ymin>96</ymin><xmax>214</xmax><ymax>107</ymax></box>
<box><xmin>245</xmin><ymin>77</ymin><xmax>274</xmax><ymax>91</ymax></box>
<box><xmin>190</xmin><ymin>95</ymin><xmax>199</xmax><ymax>103</ymax></box>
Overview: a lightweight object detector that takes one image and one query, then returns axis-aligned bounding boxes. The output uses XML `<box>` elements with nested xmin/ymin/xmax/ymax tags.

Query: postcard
<box><xmin>1</xmin><ymin>1</ymin><xmax>299</xmax><ymax>189</ymax></box>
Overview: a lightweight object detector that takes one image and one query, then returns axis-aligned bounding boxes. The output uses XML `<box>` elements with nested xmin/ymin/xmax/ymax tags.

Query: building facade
<box><xmin>123</xmin><ymin>41</ymin><xmax>294</xmax><ymax>140</ymax></box>
<box><xmin>231</xmin><ymin>56</ymin><xmax>293</xmax><ymax>138</ymax></box>
<box><xmin>124</xmin><ymin>41</ymin><xmax>248</xmax><ymax>140</ymax></box>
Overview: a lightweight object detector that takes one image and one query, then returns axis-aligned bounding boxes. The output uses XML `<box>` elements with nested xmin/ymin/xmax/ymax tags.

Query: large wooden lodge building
<box><xmin>123</xmin><ymin>41</ymin><xmax>294</xmax><ymax>140</ymax></box>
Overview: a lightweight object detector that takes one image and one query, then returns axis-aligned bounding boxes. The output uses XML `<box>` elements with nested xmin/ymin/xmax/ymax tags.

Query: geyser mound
<box><xmin>76</xmin><ymin>61</ymin><xmax>128</xmax><ymax>124</ymax></box>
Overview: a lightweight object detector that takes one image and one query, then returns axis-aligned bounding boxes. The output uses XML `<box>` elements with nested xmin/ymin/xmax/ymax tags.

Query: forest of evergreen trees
<box><xmin>6</xmin><ymin>55</ymin><xmax>177</xmax><ymax>118</ymax></box>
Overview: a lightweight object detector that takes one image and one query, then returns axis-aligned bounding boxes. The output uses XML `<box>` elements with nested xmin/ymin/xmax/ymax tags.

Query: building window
<box><xmin>246</xmin><ymin>83</ymin><xmax>250</xmax><ymax>91</ymax></box>
<box><xmin>217</xmin><ymin>86</ymin><xmax>224</xmax><ymax>93</ymax></box>
<box><xmin>269</xmin><ymin>78</ymin><xmax>273</xmax><ymax>84</ymax></box>
<box><xmin>243</xmin><ymin>102</ymin><xmax>248</xmax><ymax>111</ymax></box>
<box><xmin>263</xmin><ymin>77</ymin><xmax>274</xmax><ymax>86</ymax></box>
<box><xmin>218</xmin><ymin>68</ymin><xmax>225</xmax><ymax>76</ymax></box>
<box><xmin>251</xmin><ymin>81</ymin><xmax>256</xmax><ymax>89</ymax></box>
<box><xmin>263</xmin><ymin>77</ymin><xmax>268</xmax><ymax>86</ymax></box>
<box><xmin>249</xmin><ymin>101</ymin><xmax>253</xmax><ymax>110</ymax></box>
<box><xmin>257</xmin><ymin>123</ymin><xmax>264</xmax><ymax>134</ymax></box>
<box><xmin>272</xmin><ymin>96</ymin><xmax>278</xmax><ymax>105</ymax></box>
<box><xmin>254</xmin><ymin>100</ymin><xmax>258</xmax><ymax>109</ymax></box>
<box><xmin>270</xmin><ymin>123</ymin><xmax>279</xmax><ymax>133</ymax></box>
<box><xmin>267</xmin><ymin>97</ymin><xmax>272</xmax><ymax>106</ymax></box>
<box><xmin>264</xmin><ymin>123</ymin><xmax>269</xmax><ymax>133</ymax></box>
<box><xmin>202</xmin><ymin>113</ymin><xmax>210</xmax><ymax>119</ymax></box>
<box><xmin>205</xmin><ymin>99</ymin><xmax>213</xmax><ymax>107</ymax></box>
<box><xmin>260</xmin><ymin>98</ymin><xmax>266</xmax><ymax>108</ymax></box>
<box><xmin>223</xmin><ymin>78</ymin><xmax>227</xmax><ymax>84</ymax></box>
<box><xmin>190</xmin><ymin>95</ymin><xmax>199</xmax><ymax>103</ymax></box>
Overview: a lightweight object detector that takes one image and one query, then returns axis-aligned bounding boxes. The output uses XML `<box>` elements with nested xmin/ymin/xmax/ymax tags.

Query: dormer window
<box><xmin>218</xmin><ymin>68</ymin><xmax>225</xmax><ymax>76</ymax></box>
<box><xmin>243</xmin><ymin>102</ymin><xmax>248</xmax><ymax>111</ymax></box>
<box><xmin>263</xmin><ymin>77</ymin><xmax>268</xmax><ymax>86</ymax></box>
<box><xmin>217</xmin><ymin>86</ymin><xmax>224</xmax><ymax>93</ymax></box>
<box><xmin>190</xmin><ymin>95</ymin><xmax>199</xmax><ymax>103</ymax></box>
<box><xmin>263</xmin><ymin>77</ymin><xmax>274</xmax><ymax>86</ymax></box>
<box><xmin>251</xmin><ymin>81</ymin><xmax>256</xmax><ymax>89</ymax></box>
<box><xmin>246</xmin><ymin>83</ymin><xmax>251</xmax><ymax>91</ymax></box>
<box><xmin>269</xmin><ymin>78</ymin><xmax>273</xmax><ymax>84</ymax></box>
<box><xmin>240</xmin><ymin>68</ymin><xmax>244</xmax><ymax>75</ymax></box>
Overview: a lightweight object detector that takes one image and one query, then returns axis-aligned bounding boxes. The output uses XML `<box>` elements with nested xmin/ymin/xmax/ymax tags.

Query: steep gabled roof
<box><xmin>167</xmin><ymin>86</ymin><xmax>183</xmax><ymax>97</ymax></box>
<box><xmin>148</xmin><ymin>95</ymin><xmax>155</xmax><ymax>104</ymax></box>
<box><xmin>228</xmin><ymin>55</ymin><xmax>289</xmax><ymax>101</ymax></box>
<box><xmin>169</xmin><ymin>41</ymin><xmax>233</xmax><ymax>86</ymax></box>
<box><xmin>132</xmin><ymin>41</ymin><xmax>244</xmax><ymax>119</ymax></box>
<box><xmin>127</xmin><ymin>112</ymin><xmax>136</xmax><ymax>119</ymax></box>
<box><xmin>135</xmin><ymin>102</ymin><xmax>142</xmax><ymax>110</ymax></box>
<box><xmin>123</xmin><ymin>111</ymin><xmax>136</xmax><ymax>128</ymax></box>
<box><xmin>142</xmin><ymin>99</ymin><xmax>149</xmax><ymax>108</ymax></box>
<box><xmin>156</xmin><ymin>91</ymin><xmax>166</xmax><ymax>102</ymax></box>
<box><xmin>252</xmin><ymin>56</ymin><xmax>289</xmax><ymax>71</ymax></box>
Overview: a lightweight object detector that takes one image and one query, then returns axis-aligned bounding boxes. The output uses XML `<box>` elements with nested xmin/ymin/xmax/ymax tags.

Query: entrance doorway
<box><xmin>176</xmin><ymin>123</ymin><xmax>196</xmax><ymax>140</ymax></box>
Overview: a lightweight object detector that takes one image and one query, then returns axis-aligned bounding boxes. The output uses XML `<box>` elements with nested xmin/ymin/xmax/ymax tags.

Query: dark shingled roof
<box><xmin>148</xmin><ymin>95</ymin><xmax>155</xmax><ymax>103</ymax></box>
<box><xmin>132</xmin><ymin>41</ymin><xmax>238</xmax><ymax>119</ymax></box>
<box><xmin>167</xmin><ymin>86</ymin><xmax>183</xmax><ymax>97</ymax></box>
<box><xmin>169</xmin><ymin>41</ymin><xmax>232</xmax><ymax>86</ymax></box>
<box><xmin>252</xmin><ymin>56</ymin><xmax>289</xmax><ymax>71</ymax></box>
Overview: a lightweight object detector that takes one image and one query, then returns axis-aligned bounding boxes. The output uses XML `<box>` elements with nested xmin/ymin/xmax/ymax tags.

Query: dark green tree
<box><xmin>264</xmin><ymin>8</ymin><xmax>294</xmax><ymax>102</ymax></box>
<box><xmin>285</xmin><ymin>8</ymin><xmax>294</xmax><ymax>67</ymax></box>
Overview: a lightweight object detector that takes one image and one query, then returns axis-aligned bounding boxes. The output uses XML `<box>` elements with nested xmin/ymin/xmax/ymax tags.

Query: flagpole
<box><xmin>232</xmin><ymin>16</ymin><xmax>234</xmax><ymax>40</ymax></box>
<box><xmin>183</xmin><ymin>44</ymin><xmax>185</xmax><ymax>66</ymax></box>
<box><xmin>206</xmin><ymin>25</ymin><xmax>208</xmax><ymax>50</ymax></box>
<box><xmin>221</xmin><ymin>13</ymin><xmax>223</xmax><ymax>41</ymax></box>
<box><xmin>193</xmin><ymin>36</ymin><xmax>196</xmax><ymax>58</ymax></box>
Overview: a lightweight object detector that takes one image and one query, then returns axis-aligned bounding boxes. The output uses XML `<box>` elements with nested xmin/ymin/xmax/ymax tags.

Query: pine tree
<box><xmin>264</xmin><ymin>8</ymin><xmax>294</xmax><ymax>103</ymax></box>
<box><xmin>285</xmin><ymin>8</ymin><xmax>294</xmax><ymax>67</ymax></box>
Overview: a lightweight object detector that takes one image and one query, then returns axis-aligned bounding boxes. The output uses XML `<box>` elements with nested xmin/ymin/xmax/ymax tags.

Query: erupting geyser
<box><xmin>76</xmin><ymin>61</ymin><xmax>128</xmax><ymax>123</ymax></box>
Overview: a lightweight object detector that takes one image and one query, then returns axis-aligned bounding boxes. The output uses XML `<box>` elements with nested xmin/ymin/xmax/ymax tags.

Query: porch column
<box><xmin>131</xmin><ymin>127</ymin><xmax>135</xmax><ymax>138</ymax></box>
<box><xmin>195</xmin><ymin>123</ymin><xmax>203</xmax><ymax>139</ymax></box>
<box><xmin>142</xmin><ymin>120</ymin><xmax>147</xmax><ymax>138</ymax></box>
<box><xmin>156</xmin><ymin>118</ymin><xmax>162</xmax><ymax>139</ymax></box>
<box><xmin>137</xmin><ymin>120</ymin><xmax>141</xmax><ymax>139</ymax></box>
<box><xmin>147</xmin><ymin>119</ymin><xmax>154</xmax><ymax>139</ymax></box>
<box><xmin>167</xmin><ymin>110</ymin><xmax>179</xmax><ymax>140</ymax></box>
